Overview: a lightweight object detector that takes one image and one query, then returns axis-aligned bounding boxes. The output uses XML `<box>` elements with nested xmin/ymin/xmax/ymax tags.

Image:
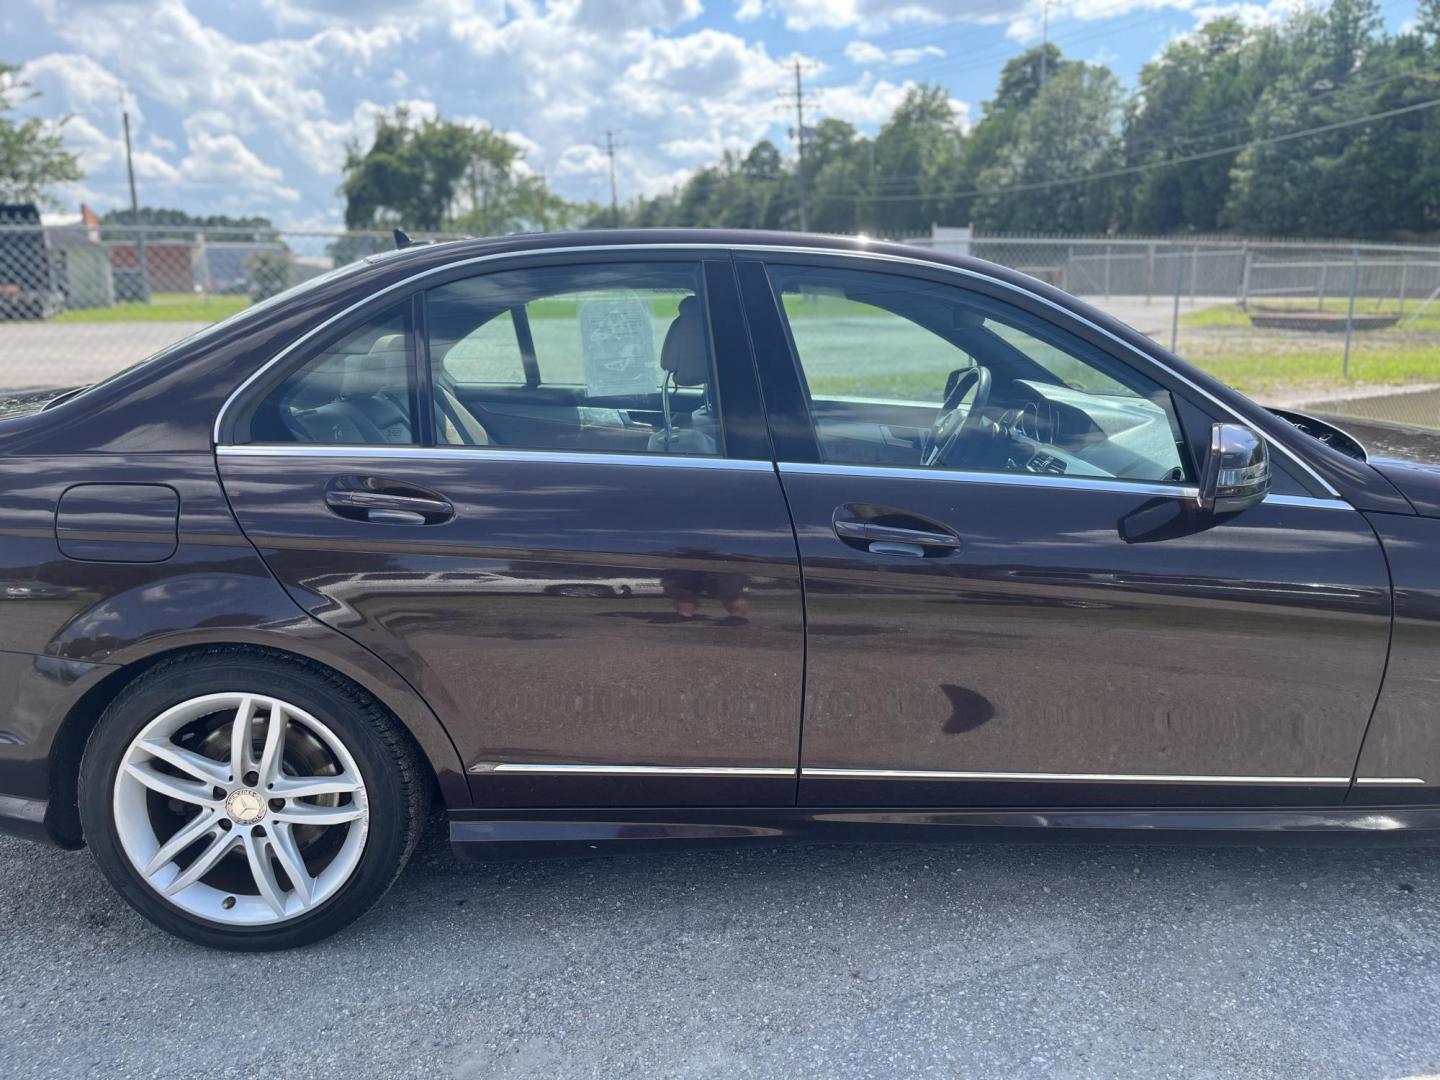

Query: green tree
<box><xmin>100</xmin><ymin>207</ymin><xmax>276</xmax><ymax>241</ymax></box>
<box><xmin>0</xmin><ymin>63</ymin><xmax>83</xmax><ymax>207</ymax></box>
<box><xmin>972</xmin><ymin>62</ymin><xmax>1124</xmax><ymax>233</ymax></box>
<box><xmin>340</xmin><ymin>107</ymin><xmax>586</xmax><ymax>235</ymax></box>
<box><xmin>1123</xmin><ymin>18</ymin><xmax>1279</xmax><ymax>233</ymax></box>
<box><xmin>868</xmin><ymin>83</ymin><xmax>965</xmax><ymax>235</ymax></box>
<box><xmin>1222</xmin><ymin>0</ymin><xmax>1409</xmax><ymax>236</ymax></box>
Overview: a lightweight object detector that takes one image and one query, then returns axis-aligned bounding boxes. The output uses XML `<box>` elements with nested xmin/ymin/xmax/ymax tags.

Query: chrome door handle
<box><xmin>324</xmin><ymin>484</ymin><xmax>454</xmax><ymax>525</ymax></box>
<box><xmin>833</xmin><ymin>519</ymin><xmax>960</xmax><ymax>551</ymax></box>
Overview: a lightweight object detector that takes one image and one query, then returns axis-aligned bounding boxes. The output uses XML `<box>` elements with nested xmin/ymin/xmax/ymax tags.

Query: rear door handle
<box><xmin>324</xmin><ymin>481</ymin><xmax>454</xmax><ymax>525</ymax></box>
<box><xmin>833</xmin><ymin>519</ymin><xmax>960</xmax><ymax>553</ymax></box>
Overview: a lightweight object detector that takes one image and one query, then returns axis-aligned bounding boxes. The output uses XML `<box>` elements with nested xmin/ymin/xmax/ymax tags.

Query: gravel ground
<box><xmin>3</xmin><ymin>822</ymin><xmax>1440</xmax><ymax>1079</ymax></box>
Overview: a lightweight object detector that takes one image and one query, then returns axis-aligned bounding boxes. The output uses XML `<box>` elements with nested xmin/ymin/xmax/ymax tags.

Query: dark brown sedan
<box><xmin>3</xmin><ymin>230</ymin><xmax>1439</xmax><ymax>950</ymax></box>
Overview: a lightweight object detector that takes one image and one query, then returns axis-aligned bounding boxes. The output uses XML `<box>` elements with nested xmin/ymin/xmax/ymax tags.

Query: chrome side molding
<box><xmin>468</xmin><ymin>762</ymin><xmax>1425</xmax><ymax>786</ymax></box>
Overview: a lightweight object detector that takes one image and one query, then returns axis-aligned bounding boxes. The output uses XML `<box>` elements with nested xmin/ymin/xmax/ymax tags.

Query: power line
<box><xmin>838</xmin><ymin>95</ymin><xmax>1440</xmax><ymax>204</ymax></box>
<box><xmin>828</xmin><ymin>59</ymin><xmax>1440</xmax><ymax>194</ymax></box>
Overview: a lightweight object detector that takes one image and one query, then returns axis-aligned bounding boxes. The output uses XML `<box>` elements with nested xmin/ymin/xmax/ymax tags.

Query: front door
<box><xmin>738</xmin><ymin>255</ymin><xmax>1391</xmax><ymax>808</ymax></box>
<box><xmin>218</xmin><ymin>254</ymin><xmax>804</xmax><ymax>808</ymax></box>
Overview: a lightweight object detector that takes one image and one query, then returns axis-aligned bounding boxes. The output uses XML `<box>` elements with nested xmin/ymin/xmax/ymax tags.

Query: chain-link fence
<box><xmin>3</xmin><ymin>222</ymin><xmax>1439</xmax><ymax>430</ymax></box>
<box><xmin>904</xmin><ymin>230</ymin><xmax>1440</xmax><ymax>430</ymax></box>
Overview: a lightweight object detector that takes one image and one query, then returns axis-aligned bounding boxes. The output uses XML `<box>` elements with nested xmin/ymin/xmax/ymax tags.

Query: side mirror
<box><xmin>1199</xmin><ymin>422</ymin><xmax>1269</xmax><ymax>515</ymax></box>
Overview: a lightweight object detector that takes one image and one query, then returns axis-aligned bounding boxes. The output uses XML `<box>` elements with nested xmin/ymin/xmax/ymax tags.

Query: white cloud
<box><xmin>178</xmin><ymin>122</ymin><xmax>300</xmax><ymax>202</ymax></box>
<box><xmin>817</xmin><ymin>74</ymin><xmax>969</xmax><ymax>129</ymax></box>
<box><xmin>1188</xmin><ymin>0</ymin><xmax>1309</xmax><ymax>30</ymax></box>
<box><xmin>767</xmin><ymin>0</ymin><xmax>1202</xmax><ymax>38</ymax></box>
<box><xmin>844</xmin><ymin>40</ymin><xmax>945</xmax><ymax>66</ymax></box>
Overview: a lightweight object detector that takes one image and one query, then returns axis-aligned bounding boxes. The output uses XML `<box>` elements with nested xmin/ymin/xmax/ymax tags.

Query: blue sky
<box><xmin>3</xmin><ymin>0</ymin><xmax>1420</xmax><ymax>227</ymax></box>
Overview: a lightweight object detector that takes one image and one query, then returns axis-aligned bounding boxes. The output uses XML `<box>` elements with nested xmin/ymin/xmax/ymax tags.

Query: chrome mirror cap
<box><xmin>1199</xmin><ymin>422</ymin><xmax>1270</xmax><ymax>514</ymax></box>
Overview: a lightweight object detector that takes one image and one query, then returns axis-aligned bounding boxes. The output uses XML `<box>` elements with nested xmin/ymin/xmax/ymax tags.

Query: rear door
<box><xmin>737</xmin><ymin>253</ymin><xmax>1392</xmax><ymax>809</ymax></box>
<box><xmin>217</xmin><ymin>253</ymin><xmax>804</xmax><ymax>808</ymax></box>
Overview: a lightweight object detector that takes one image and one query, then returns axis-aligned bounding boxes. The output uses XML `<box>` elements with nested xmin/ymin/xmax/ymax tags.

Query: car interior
<box><xmin>770</xmin><ymin>272</ymin><xmax>1194</xmax><ymax>484</ymax></box>
<box><xmin>247</xmin><ymin>273</ymin><xmax>723</xmax><ymax>455</ymax></box>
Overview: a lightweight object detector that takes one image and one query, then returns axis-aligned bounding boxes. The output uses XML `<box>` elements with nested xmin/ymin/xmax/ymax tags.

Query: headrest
<box><xmin>659</xmin><ymin>295</ymin><xmax>710</xmax><ymax>387</ymax></box>
<box><xmin>343</xmin><ymin>333</ymin><xmax>409</xmax><ymax>397</ymax></box>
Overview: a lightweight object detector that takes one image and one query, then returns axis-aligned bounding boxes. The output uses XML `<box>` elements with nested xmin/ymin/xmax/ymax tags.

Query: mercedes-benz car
<box><xmin>2</xmin><ymin>229</ymin><xmax>1439</xmax><ymax>950</ymax></box>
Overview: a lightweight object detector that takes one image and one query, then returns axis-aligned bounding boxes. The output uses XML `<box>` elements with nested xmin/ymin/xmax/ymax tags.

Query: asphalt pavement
<box><xmin>3</xmin><ymin>821</ymin><xmax>1440</xmax><ymax>1079</ymax></box>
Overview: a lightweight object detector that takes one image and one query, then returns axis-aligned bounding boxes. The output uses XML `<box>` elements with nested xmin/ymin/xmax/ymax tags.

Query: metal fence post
<box><xmin>1189</xmin><ymin>244</ymin><xmax>1198</xmax><ymax>307</ymax></box>
<box><xmin>1342</xmin><ymin>245</ymin><xmax>1360</xmax><ymax>379</ymax></box>
<box><xmin>1398</xmin><ymin>260</ymin><xmax>1408</xmax><ymax>315</ymax></box>
<box><xmin>1104</xmin><ymin>243</ymin><xmax>1111</xmax><ymax>300</ymax></box>
<box><xmin>1146</xmin><ymin>243</ymin><xmax>1156</xmax><ymax>306</ymax></box>
<box><xmin>1170</xmin><ymin>245</ymin><xmax>1184</xmax><ymax>352</ymax></box>
<box><xmin>1238</xmin><ymin>242</ymin><xmax>1251</xmax><ymax>310</ymax></box>
<box><xmin>1317</xmin><ymin>256</ymin><xmax>1327</xmax><ymax>310</ymax></box>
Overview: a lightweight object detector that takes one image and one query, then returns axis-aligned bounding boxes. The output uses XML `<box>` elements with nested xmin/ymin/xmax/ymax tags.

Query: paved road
<box><xmin>0</xmin><ymin>321</ymin><xmax>208</xmax><ymax>390</ymax></box>
<box><xmin>3</xmin><ymin>823</ymin><xmax>1439</xmax><ymax>1079</ymax></box>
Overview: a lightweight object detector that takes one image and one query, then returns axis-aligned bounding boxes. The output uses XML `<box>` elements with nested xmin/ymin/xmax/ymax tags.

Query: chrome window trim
<box><xmin>471</xmin><ymin>763</ymin><xmax>796</xmax><ymax>777</ymax></box>
<box><xmin>779</xmin><ymin>464</ymin><xmax>1351</xmax><ymax>510</ymax></box>
<box><xmin>804</xmin><ymin>767</ymin><xmax>1353</xmax><ymax>785</ymax></box>
<box><xmin>1266</xmin><ymin>494</ymin><xmax>1356</xmax><ymax>511</ymax></box>
<box><xmin>780</xmin><ymin>461</ymin><xmax>1199</xmax><ymax>500</ymax></box>
<box><xmin>208</xmin><ymin>241</ymin><xmax>1342</xmax><ymax>499</ymax></box>
<box><xmin>215</xmin><ymin>444</ymin><xmax>773</xmax><ymax>472</ymax></box>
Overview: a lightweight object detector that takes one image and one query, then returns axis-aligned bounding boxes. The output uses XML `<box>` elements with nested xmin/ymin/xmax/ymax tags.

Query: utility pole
<box><xmin>1039</xmin><ymin>0</ymin><xmax>1051</xmax><ymax>87</ymax></box>
<box><xmin>789</xmin><ymin>59</ymin><xmax>810</xmax><ymax>232</ymax></box>
<box><xmin>121</xmin><ymin>101</ymin><xmax>150</xmax><ymax>302</ymax></box>
<box><xmin>604</xmin><ymin>130</ymin><xmax>620</xmax><ymax>228</ymax></box>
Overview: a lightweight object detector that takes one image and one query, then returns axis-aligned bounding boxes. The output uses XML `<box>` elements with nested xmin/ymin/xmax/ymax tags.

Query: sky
<box><xmin>2</xmin><ymin>0</ymin><xmax>1422</xmax><ymax>229</ymax></box>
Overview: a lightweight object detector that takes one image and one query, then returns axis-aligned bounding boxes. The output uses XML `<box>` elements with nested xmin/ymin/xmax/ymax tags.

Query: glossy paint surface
<box><xmin>217</xmin><ymin>450</ymin><xmax>805</xmax><ymax>807</ymax></box>
<box><xmin>776</xmin><ymin>469</ymin><xmax>1391</xmax><ymax>807</ymax></box>
<box><xmin>0</xmin><ymin>451</ymin><xmax>470</xmax><ymax>833</ymax></box>
<box><xmin>1352</xmin><ymin>513</ymin><xmax>1440</xmax><ymax>803</ymax></box>
<box><xmin>1</xmin><ymin>229</ymin><xmax>1437</xmax><ymax>854</ymax></box>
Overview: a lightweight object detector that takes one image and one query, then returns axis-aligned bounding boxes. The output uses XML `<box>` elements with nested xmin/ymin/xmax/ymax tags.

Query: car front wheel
<box><xmin>79</xmin><ymin>649</ymin><xmax>428</xmax><ymax>950</ymax></box>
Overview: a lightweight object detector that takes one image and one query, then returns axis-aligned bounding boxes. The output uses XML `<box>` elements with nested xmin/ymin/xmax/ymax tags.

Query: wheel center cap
<box><xmin>226</xmin><ymin>788</ymin><xmax>266</xmax><ymax>825</ymax></box>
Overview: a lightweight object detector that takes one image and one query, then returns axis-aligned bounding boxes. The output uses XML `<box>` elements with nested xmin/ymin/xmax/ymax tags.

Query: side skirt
<box><xmin>448</xmin><ymin>805</ymin><xmax>1440</xmax><ymax>859</ymax></box>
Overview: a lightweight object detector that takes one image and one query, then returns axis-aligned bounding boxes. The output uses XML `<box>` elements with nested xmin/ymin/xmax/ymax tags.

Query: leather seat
<box><xmin>647</xmin><ymin>295</ymin><xmax>718</xmax><ymax>455</ymax></box>
<box><xmin>324</xmin><ymin>333</ymin><xmax>492</xmax><ymax>447</ymax></box>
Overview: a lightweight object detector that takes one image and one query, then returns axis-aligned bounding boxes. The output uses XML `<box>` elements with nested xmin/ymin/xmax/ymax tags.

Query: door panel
<box><xmin>218</xmin><ymin>450</ymin><xmax>803</xmax><ymax>807</ymax></box>
<box><xmin>783</xmin><ymin>468</ymin><xmax>1390</xmax><ymax>806</ymax></box>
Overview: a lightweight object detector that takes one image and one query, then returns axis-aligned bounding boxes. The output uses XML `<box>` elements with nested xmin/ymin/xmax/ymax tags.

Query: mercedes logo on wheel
<box><xmin>225</xmin><ymin>788</ymin><xmax>266</xmax><ymax>825</ymax></box>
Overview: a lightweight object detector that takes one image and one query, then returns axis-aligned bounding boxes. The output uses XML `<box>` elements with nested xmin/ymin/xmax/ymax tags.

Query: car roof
<box><xmin>362</xmin><ymin>228</ymin><xmax>954</xmax><ymax>275</ymax></box>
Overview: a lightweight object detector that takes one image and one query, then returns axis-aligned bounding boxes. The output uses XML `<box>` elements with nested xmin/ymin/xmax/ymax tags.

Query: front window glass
<box><xmin>425</xmin><ymin>262</ymin><xmax>719</xmax><ymax>455</ymax></box>
<box><xmin>767</xmin><ymin>264</ymin><xmax>1190</xmax><ymax>484</ymax></box>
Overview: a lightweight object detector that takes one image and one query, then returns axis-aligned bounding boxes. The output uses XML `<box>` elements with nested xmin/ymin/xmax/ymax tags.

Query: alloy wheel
<box><xmin>112</xmin><ymin>692</ymin><xmax>369</xmax><ymax>926</ymax></box>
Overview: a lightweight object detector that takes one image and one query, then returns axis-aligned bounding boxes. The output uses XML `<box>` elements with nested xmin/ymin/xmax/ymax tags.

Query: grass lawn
<box><xmin>1182</xmin><ymin>298</ymin><xmax>1440</xmax><ymax>333</ymax></box>
<box><xmin>52</xmin><ymin>292</ymin><xmax>252</xmax><ymax>324</ymax></box>
<box><xmin>1189</xmin><ymin>346</ymin><xmax>1440</xmax><ymax>398</ymax></box>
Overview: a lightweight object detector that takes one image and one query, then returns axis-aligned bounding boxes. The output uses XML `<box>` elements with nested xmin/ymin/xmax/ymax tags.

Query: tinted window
<box><xmin>767</xmin><ymin>264</ymin><xmax>1191</xmax><ymax>484</ymax></box>
<box><xmin>243</xmin><ymin>303</ymin><xmax>416</xmax><ymax>445</ymax></box>
<box><xmin>425</xmin><ymin>263</ymin><xmax>720</xmax><ymax>455</ymax></box>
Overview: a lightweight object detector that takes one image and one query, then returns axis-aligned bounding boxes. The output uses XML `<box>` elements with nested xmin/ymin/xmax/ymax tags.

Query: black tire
<box><xmin>78</xmin><ymin>647</ymin><xmax>429</xmax><ymax>950</ymax></box>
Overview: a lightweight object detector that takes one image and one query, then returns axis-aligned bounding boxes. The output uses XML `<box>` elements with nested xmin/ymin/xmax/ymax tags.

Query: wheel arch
<box><xmin>47</xmin><ymin>636</ymin><xmax>469</xmax><ymax>847</ymax></box>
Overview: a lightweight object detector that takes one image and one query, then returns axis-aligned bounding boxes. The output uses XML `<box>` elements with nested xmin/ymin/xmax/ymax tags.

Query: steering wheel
<box><xmin>922</xmin><ymin>364</ymin><xmax>992</xmax><ymax>467</ymax></box>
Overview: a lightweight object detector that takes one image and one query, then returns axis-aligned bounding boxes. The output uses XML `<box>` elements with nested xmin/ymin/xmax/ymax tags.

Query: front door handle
<box><xmin>324</xmin><ymin>479</ymin><xmax>454</xmax><ymax>525</ymax></box>
<box><xmin>833</xmin><ymin>518</ymin><xmax>960</xmax><ymax>553</ymax></box>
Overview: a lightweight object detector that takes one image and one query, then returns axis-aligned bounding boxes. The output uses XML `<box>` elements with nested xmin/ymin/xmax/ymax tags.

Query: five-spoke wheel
<box><xmin>80</xmin><ymin>650</ymin><xmax>426</xmax><ymax>950</ymax></box>
<box><xmin>114</xmin><ymin>692</ymin><xmax>369</xmax><ymax>925</ymax></box>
